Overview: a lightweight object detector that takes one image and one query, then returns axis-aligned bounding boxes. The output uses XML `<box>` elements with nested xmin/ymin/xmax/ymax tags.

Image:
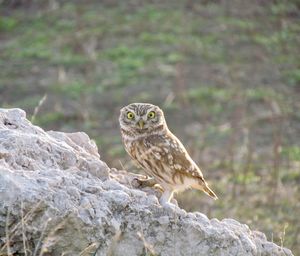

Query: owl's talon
<box><xmin>132</xmin><ymin>177</ymin><xmax>156</xmax><ymax>188</ymax></box>
<box><xmin>131</xmin><ymin>177</ymin><xmax>143</xmax><ymax>188</ymax></box>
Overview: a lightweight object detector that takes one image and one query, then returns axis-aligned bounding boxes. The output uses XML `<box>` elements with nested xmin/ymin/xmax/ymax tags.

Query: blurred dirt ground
<box><xmin>0</xmin><ymin>0</ymin><xmax>299</xmax><ymax>254</ymax></box>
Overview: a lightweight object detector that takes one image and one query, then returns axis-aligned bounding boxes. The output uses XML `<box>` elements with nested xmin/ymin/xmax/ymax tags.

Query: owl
<box><xmin>119</xmin><ymin>103</ymin><xmax>218</xmax><ymax>206</ymax></box>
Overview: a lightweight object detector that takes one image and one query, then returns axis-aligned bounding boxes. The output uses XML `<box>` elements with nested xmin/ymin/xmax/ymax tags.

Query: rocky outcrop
<box><xmin>0</xmin><ymin>108</ymin><xmax>293</xmax><ymax>256</ymax></box>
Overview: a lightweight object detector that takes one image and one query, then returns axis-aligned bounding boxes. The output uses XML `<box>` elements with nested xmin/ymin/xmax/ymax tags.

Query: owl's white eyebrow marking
<box><xmin>174</xmin><ymin>164</ymin><xmax>182</xmax><ymax>169</ymax></box>
<box><xmin>170</xmin><ymin>142</ymin><xmax>179</xmax><ymax>149</ymax></box>
<box><xmin>167</xmin><ymin>154</ymin><xmax>173</xmax><ymax>165</ymax></box>
<box><xmin>126</xmin><ymin>103</ymin><xmax>155</xmax><ymax>116</ymax></box>
<box><xmin>150</xmin><ymin>145</ymin><xmax>163</xmax><ymax>152</ymax></box>
<box><xmin>153</xmin><ymin>152</ymin><xmax>161</xmax><ymax>160</ymax></box>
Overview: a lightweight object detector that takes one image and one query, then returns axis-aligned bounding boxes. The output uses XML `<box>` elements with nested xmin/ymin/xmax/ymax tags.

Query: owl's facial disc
<box><xmin>119</xmin><ymin>103</ymin><xmax>167</xmax><ymax>134</ymax></box>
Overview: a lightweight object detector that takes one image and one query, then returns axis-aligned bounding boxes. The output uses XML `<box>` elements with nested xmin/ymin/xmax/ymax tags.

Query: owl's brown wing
<box><xmin>144</xmin><ymin>132</ymin><xmax>205</xmax><ymax>182</ymax></box>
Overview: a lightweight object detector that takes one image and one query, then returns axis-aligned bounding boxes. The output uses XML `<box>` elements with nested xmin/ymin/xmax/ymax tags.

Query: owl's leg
<box><xmin>159</xmin><ymin>189</ymin><xmax>174</xmax><ymax>205</ymax></box>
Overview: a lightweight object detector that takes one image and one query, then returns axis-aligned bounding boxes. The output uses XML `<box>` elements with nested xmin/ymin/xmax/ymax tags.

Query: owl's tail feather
<box><xmin>192</xmin><ymin>182</ymin><xmax>218</xmax><ymax>200</ymax></box>
<box><xmin>203</xmin><ymin>185</ymin><xmax>218</xmax><ymax>200</ymax></box>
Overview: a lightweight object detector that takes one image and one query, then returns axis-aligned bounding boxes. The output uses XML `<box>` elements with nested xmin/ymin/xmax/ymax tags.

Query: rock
<box><xmin>0</xmin><ymin>108</ymin><xmax>293</xmax><ymax>256</ymax></box>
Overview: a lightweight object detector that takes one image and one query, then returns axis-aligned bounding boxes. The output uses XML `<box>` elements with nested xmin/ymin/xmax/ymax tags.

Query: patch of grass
<box><xmin>107</xmin><ymin>145</ymin><xmax>125</xmax><ymax>158</ymax></box>
<box><xmin>54</xmin><ymin>18</ymin><xmax>77</xmax><ymax>32</ymax></box>
<box><xmin>132</xmin><ymin>91</ymin><xmax>153</xmax><ymax>102</ymax></box>
<box><xmin>0</xmin><ymin>16</ymin><xmax>17</xmax><ymax>31</ymax></box>
<box><xmin>281</xmin><ymin>170</ymin><xmax>300</xmax><ymax>183</ymax></box>
<box><xmin>218</xmin><ymin>17</ymin><xmax>256</xmax><ymax>30</ymax></box>
<box><xmin>204</xmin><ymin>124</ymin><xmax>232</xmax><ymax>145</ymax></box>
<box><xmin>133</xmin><ymin>6</ymin><xmax>183</xmax><ymax>31</ymax></box>
<box><xmin>51</xmin><ymin>47</ymin><xmax>89</xmax><ymax>66</ymax></box>
<box><xmin>166</xmin><ymin>52</ymin><xmax>184</xmax><ymax>63</ymax></box>
<box><xmin>9</xmin><ymin>95</ymin><xmax>46</xmax><ymax>110</ymax></box>
<box><xmin>253</xmin><ymin>26</ymin><xmax>299</xmax><ymax>54</ymax></box>
<box><xmin>282</xmin><ymin>146</ymin><xmax>300</xmax><ymax>161</ymax></box>
<box><xmin>270</xmin><ymin>2</ymin><xmax>299</xmax><ymax>16</ymax></box>
<box><xmin>283</xmin><ymin>69</ymin><xmax>300</xmax><ymax>87</ymax></box>
<box><xmin>3</xmin><ymin>29</ymin><xmax>53</xmax><ymax>60</ymax></box>
<box><xmin>244</xmin><ymin>88</ymin><xmax>282</xmax><ymax>101</ymax></box>
<box><xmin>51</xmin><ymin>82</ymin><xmax>87</xmax><ymax>99</ymax></box>
<box><xmin>100</xmin><ymin>45</ymin><xmax>159</xmax><ymax>86</ymax></box>
<box><xmin>233</xmin><ymin>172</ymin><xmax>261</xmax><ymax>185</ymax></box>
<box><xmin>103</xmin><ymin>45</ymin><xmax>157</xmax><ymax>65</ymax></box>
<box><xmin>188</xmin><ymin>87</ymin><xmax>232</xmax><ymax>103</ymax></box>
<box><xmin>187</xmin><ymin>87</ymin><xmax>234</xmax><ymax>117</ymax></box>
<box><xmin>35</xmin><ymin>112</ymin><xmax>65</xmax><ymax>126</ymax></box>
<box><xmin>182</xmin><ymin>35</ymin><xmax>225</xmax><ymax>62</ymax></box>
<box><xmin>139</xmin><ymin>32</ymin><xmax>178</xmax><ymax>44</ymax></box>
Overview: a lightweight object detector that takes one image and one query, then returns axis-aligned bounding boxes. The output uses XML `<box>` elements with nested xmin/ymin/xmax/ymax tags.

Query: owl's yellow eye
<box><xmin>127</xmin><ymin>112</ymin><xmax>135</xmax><ymax>119</ymax></box>
<box><xmin>148</xmin><ymin>111</ymin><xmax>155</xmax><ymax>119</ymax></box>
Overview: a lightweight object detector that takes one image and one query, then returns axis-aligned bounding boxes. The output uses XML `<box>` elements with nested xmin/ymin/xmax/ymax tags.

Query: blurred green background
<box><xmin>0</xmin><ymin>0</ymin><xmax>299</xmax><ymax>254</ymax></box>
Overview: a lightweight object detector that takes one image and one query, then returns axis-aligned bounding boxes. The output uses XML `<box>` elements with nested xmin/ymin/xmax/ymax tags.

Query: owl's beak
<box><xmin>138</xmin><ymin>120</ymin><xmax>145</xmax><ymax>129</ymax></box>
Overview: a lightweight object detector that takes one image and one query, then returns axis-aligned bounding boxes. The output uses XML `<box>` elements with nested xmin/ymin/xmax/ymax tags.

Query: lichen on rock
<box><xmin>0</xmin><ymin>108</ymin><xmax>293</xmax><ymax>256</ymax></box>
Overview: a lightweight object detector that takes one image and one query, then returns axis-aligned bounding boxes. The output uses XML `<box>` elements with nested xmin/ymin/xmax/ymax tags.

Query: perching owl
<box><xmin>119</xmin><ymin>103</ymin><xmax>217</xmax><ymax>205</ymax></box>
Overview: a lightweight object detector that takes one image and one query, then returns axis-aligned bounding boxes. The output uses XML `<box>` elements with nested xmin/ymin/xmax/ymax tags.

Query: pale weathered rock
<box><xmin>0</xmin><ymin>108</ymin><xmax>294</xmax><ymax>256</ymax></box>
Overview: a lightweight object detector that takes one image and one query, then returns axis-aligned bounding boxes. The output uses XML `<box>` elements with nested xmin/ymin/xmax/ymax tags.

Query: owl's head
<box><xmin>119</xmin><ymin>103</ymin><xmax>167</xmax><ymax>134</ymax></box>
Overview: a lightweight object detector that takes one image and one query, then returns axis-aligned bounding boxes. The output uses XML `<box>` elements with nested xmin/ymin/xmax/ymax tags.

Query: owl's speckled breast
<box><xmin>123</xmin><ymin>134</ymin><xmax>184</xmax><ymax>188</ymax></box>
